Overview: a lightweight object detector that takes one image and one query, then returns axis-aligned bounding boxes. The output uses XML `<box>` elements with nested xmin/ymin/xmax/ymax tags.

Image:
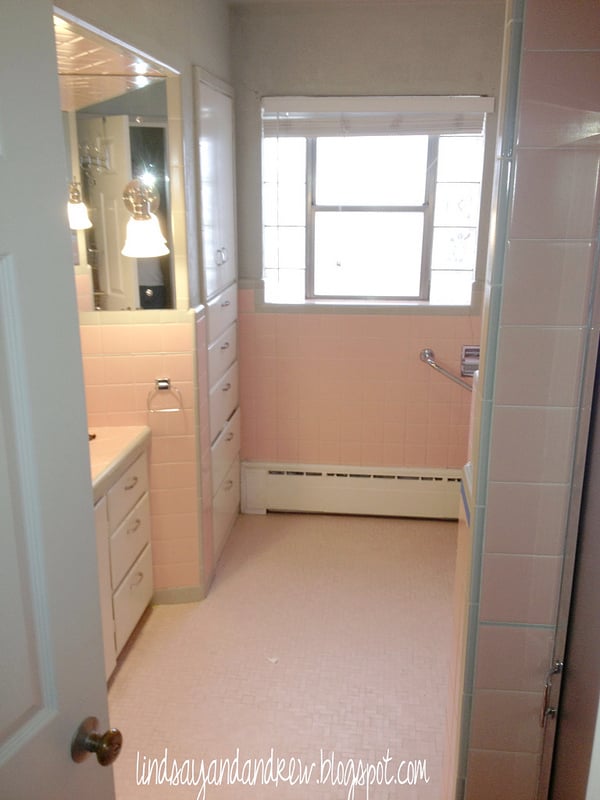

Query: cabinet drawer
<box><xmin>110</xmin><ymin>493</ymin><xmax>151</xmax><ymax>588</ymax></box>
<box><xmin>213</xmin><ymin>458</ymin><xmax>240</xmax><ymax>562</ymax></box>
<box><xmin>208</xmin><ymin>321</ymin><xmax>237</xmax><ymax>387</ymax></box>
<box><xmin>207</xmin><ymin>283</ymin><xmax>237</xmax><ymax>342</ymax></box>
<box><xmin>209</xmin><ymin>362</ymin><xmax>239</xmax><ymax>443</ymax></box>
<box><xmin>107</xmin><ymin>451</ymin><xmax>148</xmax><ymax>530</ymax></box>
<box><xmin>113</xmin><ymin>544</ymin><xmax>153</xmax><ymax>654</ymax></box>
<box><xmin>211</xmin><ymin>408</ymin><xmax>241</xmax><ymax>492</ymax></box>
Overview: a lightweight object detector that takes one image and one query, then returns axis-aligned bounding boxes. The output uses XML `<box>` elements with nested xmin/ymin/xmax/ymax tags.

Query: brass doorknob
<box><xmin>71</xmin><ymin>716</ymin><xmax>123</xmax><ymax>766</ymax></box>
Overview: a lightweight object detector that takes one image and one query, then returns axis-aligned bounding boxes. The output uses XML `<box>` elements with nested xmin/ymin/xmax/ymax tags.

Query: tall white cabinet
<box><xmin>195</xmin><ymin>68</ymin><xmax>240</xmax><ymax>569</ymax></box>
<box><xmin>196</xmin><ymin>70</ymin><xmax>237</xmax><ymax>300</ymax></box>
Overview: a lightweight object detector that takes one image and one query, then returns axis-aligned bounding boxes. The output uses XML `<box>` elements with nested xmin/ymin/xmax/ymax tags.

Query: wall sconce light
<box><xmin>79</xmin><ymin>142</ymin><xmax>109</xmax><ymax>178</ymax></box>
<box><xmin>121</xmin><ymin>178</ymin><xmax>170</xmax><ymax>258</ymax></box>
<box><xmin>67</xmin><ymin>180</ymin><xmax>92</xmax><ymax>230</ymax></box>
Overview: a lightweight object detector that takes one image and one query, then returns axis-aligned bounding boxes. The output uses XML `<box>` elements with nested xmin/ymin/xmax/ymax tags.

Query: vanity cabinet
<box><xmin>93</xmin><ymin>437</ymin><xmax>152</xmax><ymax>680</ymax></box>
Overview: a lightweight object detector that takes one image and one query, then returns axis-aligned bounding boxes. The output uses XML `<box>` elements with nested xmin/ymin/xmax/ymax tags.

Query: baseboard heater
<box><xmin>241</xmin><ymin>462</ymin><xmax>461</xmax><ymax>519</ymax></box>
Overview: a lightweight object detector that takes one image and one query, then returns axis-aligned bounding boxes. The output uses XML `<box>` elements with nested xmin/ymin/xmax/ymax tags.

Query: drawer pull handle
<box><xmin>124</xmin><ymin>476</ymin><xmax>138</xmax><ymax>491</ymax></box>
<box><xmin>221</xmin><ymin>300</ymin><xmax>231</xmax><ymax>308</ymax></box>
<box><xmin>220</xmin><ymin>341</ymin><xmax>230</xmax><ymax>351</ymax></box>
<box><xmin>130</xmin><ymin>571</ymin><xmax>144</xmax><ymax>589</ymax></box>
<box><xmin>215</xmin><ymin>247</ymin><xmax>228</xmax><ymax>266</ymax></box>
<box><xmin>225</xmin><ymin>432</ymin><xmax>235</xmax><ymax>442</ymax></box>
<box><xmin>222</xmin><ymin>382</ymin><xmax>231</xmax><ymax>392</ymax></box>
<box><xmin>127</xmin><ymin>518</ymin><xmax>142</xmax><ymax>535</ymax></box>
<box><xmin>224</xmin><ymin>480</ymin><xmax>234</xmax><ymax>491</ymax></box>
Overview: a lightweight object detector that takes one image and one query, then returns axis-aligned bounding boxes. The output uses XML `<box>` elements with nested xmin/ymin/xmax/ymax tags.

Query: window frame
<box><xmin>305</xmin><ymin>135</ymin><xmax>440</xmax><ymax>302</ymax></box>
<box><xmin>261</xmin><ymin>95</ymin><xmax>494</xmax><ymax>310</ymax></box>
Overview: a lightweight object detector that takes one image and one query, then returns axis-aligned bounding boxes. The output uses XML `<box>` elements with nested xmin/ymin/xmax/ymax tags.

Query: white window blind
<box><xmin>262</xmin><ymin>95</ymin><xmax>495</xmax><ymax>137</ymax></box>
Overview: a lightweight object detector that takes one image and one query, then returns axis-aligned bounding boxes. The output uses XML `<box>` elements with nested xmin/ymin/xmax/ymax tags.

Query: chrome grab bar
<box><xmin>419</xmin><ymin>348</ymin><xmax>473</xmax><ymax>392</ymax></box>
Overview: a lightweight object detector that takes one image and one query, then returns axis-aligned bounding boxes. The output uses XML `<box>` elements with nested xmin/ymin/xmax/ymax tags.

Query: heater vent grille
<box><xmin>268</xmin><ymin>468</ymin><xmax>460</xmax><ymax>483</ymax></box>
<box><xmin>242</xmin><ymin>462</ymin><xmax>461</xmax><ymax>519</ymax></box>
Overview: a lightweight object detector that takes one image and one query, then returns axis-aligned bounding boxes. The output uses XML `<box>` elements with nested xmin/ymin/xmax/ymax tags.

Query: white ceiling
<box><xmin>53</xmin><ymin>15</ymin><xmax>165</xmax><ymax>112</ymax></box>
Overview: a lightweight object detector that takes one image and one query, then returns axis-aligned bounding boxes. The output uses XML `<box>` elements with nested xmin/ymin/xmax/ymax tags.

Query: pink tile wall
<box><xmin>75</xmin><ymin>271</ymin><xmax>94</xmax><ymax>312</ymax></box>
<box><xmin>239</xmin><ymin>289</ymin><xmax>479</xmax><ymax>469</ymax></box>
<box><xmin>80</xmin><ymin>317</ymin><xmax>202</xmax><ymax>592</ymax></box>
<box><xmin>465</xmin><ymin>0</ymin><xmax>600</xmax><ymax>796</ymax></box>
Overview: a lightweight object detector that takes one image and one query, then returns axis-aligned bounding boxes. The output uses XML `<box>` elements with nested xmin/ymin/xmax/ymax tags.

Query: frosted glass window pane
<box><xmin>429</xmin><ymin>270</ymin><xmax>473</xmax><ymax>305</ymax></box>
<box><xmin>262</xmin><ymin>137</ymin><xmax>306</xmax><ymax>184</ymax></box>
<box><xmin>264</xmin><ymin>268</ymin><xmax>305</xmax><ymax>303</ymax></box>
<box><xmin>438</xmin><ymin>136</ymin><xmax>484</xmax><ymax>182</ymax></box>
<box><xmin>434</xmin><ymin>183</ymin><xmax>481</xmax><ymax>227</ymax></box>
<box><xmin>314</xmin><ymin>212</ymin><xmax>423</xmax><ymax>297</ymax></box>
<box><xmin>431</xmin><ymin>227</ymin><xmax>478</xmax><ymax>270</ymax></box>
<box><xmin>263</xmin><ymin>182</ymin><xmax>306</xmax><ymax>226</ymax></box>
<box><xmin>316</xmin><ymin>136</ymin><xmax>428</xmax><ymax>206</ymax></box>
<box><xmin>263</xmin><ymin>226</ymin><xmax>305</xmax><ymax>270</ymax></box>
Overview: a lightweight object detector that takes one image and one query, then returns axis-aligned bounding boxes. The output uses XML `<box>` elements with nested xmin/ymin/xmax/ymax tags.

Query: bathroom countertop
<box><xmin>89</xmin><ymin>425</ymin><xmax>151</xmax><ymax>502</ymax></box>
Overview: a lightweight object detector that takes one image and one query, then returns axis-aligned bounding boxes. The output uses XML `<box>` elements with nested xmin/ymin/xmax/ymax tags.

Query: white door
<box><xmin>77</xmin><ymin>115</ymin><xmax>139</xmax><ymax>310</ymax></box>
<box><xmin>0</xmin><ymin>3</ymin><xmax>116</xmax><ymax>798</ymax></box>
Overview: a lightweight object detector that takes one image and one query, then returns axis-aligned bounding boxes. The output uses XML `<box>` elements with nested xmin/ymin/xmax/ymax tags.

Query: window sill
<box><xmin>244</xmin><ymin>280</ymin><xmax>482</xmax><ymax>316</ymax></box>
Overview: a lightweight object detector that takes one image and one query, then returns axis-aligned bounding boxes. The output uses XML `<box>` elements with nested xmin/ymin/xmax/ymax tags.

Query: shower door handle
<box><xmin>540</xmin><ymin>660</ymin><xmax>563</xmax><ymax>727</ymax></box>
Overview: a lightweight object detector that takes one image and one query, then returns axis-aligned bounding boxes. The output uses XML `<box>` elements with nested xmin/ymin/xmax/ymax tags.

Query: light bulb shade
<box><xmin>121</xmin><ymin>213</ymin><xmax>170</xmax><ymax>258</ymax></box>
<box><xmin>67</xmin><ymin>200</ymin><xmax>93</xmax><ymax>230</ymax></box>
<box><xmin>67</xmin><ymin>180</ymin><xmax>92</xmax><ymax>230</ymax></box>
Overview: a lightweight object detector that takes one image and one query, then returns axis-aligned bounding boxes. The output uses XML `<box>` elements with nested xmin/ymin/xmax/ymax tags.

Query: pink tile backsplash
<box><xmin>239</xmin><ymin>308</ymin><xmax>479</xmax><ymax>469</ymax></box>
<box><xmin>81</xmin><ymin>315</ymin><xmax>202</xmax><ymax>594</ymax></box>
<box><xmin>74</xmin><ymin>271</ymin><xmax>94</xmax><ymax>311</ymax></box>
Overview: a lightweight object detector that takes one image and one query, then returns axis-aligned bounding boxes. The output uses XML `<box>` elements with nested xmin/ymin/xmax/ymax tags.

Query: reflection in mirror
<box><xmin>54</xmin><ymin>13</ymin><xmax>179</xmax><ymax>310</ymax></box>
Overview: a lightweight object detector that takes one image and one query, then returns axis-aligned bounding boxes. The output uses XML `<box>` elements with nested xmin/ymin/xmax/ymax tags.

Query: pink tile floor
<box><xmin>109</xmin><ymin>513</ymin><xmax>457</xmax><ymax>800</ymax></box>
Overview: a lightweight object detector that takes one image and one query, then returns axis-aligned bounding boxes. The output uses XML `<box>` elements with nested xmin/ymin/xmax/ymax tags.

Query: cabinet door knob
<box><xmin>221</xmin><ymin>299</ymin><xmax>231</xmax><ymax>308</ymax></box>
<box><xmin>225</xmin><ymin>432</ymin><xmax>235</xmax><ymax>442</ymax></box>
<box><xmin>222</xmin><ymin>382</ymin><xmax>231</xmax><ymax>392</ymax></box>
<box><xmin>124</xmin><ymin>476</ymin><xmax>138</xmax><ymax>491</ymax></box>
<box><xmin>220</xmin><ymin>341</ymin><xmax>230</xmax><ymax>351</ymax></box>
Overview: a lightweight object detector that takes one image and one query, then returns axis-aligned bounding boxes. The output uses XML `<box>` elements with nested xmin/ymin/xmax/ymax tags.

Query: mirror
<box><xmin>55</xmin><ymin>13</ymin><xmax>182</xmax><ymax>310</ymax></box>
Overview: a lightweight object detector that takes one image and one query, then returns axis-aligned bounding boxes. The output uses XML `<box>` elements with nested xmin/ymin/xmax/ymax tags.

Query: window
<box><xmin>261</xmin><ymin>96</ymin><xmax>492</xmax><ymax>306</ymax></box>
